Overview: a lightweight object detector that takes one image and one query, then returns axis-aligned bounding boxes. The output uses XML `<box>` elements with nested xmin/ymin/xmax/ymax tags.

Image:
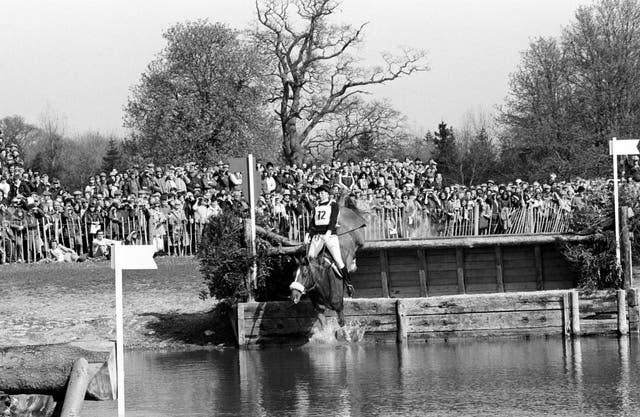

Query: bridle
<box><xmin>289</xmin><ymin>259</ymin><xmax>321</xmax><ymax>295</ymax></box>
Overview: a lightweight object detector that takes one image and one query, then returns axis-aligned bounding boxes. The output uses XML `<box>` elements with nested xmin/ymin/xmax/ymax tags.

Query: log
<box><xmin>0</xmin><ymin>341</ymin><xmax>115</xmax><ymax>398</ymax></box>
<box><xmin>60</xmin><ymin>358</ymin><xmax>90</xmax><ymax>417</ymax></box>
<box><xmin>255</xmin><ymin>225</ymin><xmax>301</xmax><ymax>247</ymax></box>
<box><xmin>266</xmin><ymin>233</ymin><xmax>599</xmax><ymax>255</ymax></box>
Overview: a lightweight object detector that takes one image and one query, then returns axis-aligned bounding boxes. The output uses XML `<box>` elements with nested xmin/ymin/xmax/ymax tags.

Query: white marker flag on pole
<box><xmin>111</xmin><ymin>244</ymin><xmax>157</xmax><ymax>417</ymax></box>
<box><xmin>608</xmin><ymin>137</ymin><xmax>640</xmax><ymax>268</ymax></box>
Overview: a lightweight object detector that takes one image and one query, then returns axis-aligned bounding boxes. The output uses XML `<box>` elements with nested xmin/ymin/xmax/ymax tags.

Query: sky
<box><xmin>0</xmin><ymin>0</ymin><xmax>594</xmax><ymax>138</ymax></box>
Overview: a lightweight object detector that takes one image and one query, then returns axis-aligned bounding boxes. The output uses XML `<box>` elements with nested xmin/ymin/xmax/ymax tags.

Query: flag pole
<box><xmin>113</xmin><ymin>243</ymin><xmax>126</xmax><ymax>417</ymax></box>
<box><xmin>612</xmin><ymin>137</ymin><xmax>621</xmax><ymax>267</ymax></box>
<box><xmin>247</xmin><ymin>154</ymin><xmax>257</xmax><ymax>301</ymax></box>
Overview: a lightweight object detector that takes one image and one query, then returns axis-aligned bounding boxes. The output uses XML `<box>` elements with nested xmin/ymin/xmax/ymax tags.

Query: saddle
<box><xmin>315</xmin><ymin>247</ymin><xmax>354</xmax><ymax>297</ymax></box>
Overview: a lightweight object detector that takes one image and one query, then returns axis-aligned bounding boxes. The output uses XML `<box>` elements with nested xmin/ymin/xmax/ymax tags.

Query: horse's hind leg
<box><xmin>337</xmin><ymin>310</ymin><xmax>345</xmax><ymax>327</ymax></box>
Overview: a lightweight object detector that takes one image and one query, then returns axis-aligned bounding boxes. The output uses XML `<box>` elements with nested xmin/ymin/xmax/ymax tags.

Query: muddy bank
<box><xmin>1</xmin><ymin>257</ymin><xmax>236</xmax><ymax>351</ymax></box>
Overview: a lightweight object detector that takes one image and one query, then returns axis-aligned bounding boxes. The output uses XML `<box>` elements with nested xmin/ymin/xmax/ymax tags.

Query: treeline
<box><xmin>1</xmin><ymin>114</ymin><xmax>124</xmax><ymax>190</ymax></box>
<box><xmin>4</xmin><ymin>0</ymin><xmax>639</xmax><ymax>187</ymax></box>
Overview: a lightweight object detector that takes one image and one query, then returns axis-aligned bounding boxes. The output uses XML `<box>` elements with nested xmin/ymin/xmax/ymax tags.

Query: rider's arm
<box><xmin>326</xmin><ymin>201</ymin><xmax>340</xmax><ymax>234</ymax></box>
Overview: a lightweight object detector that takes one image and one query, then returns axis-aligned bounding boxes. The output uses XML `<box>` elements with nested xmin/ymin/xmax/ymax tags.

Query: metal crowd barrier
<box><xmin>0</xmin><ymin>201</ymin><xmax>571</xmax><ymax>264</ymax></box>
<box><xmin>272</xmin><ymin>200</ymin><xmax>571</xmax><ymax>243</ymax></box>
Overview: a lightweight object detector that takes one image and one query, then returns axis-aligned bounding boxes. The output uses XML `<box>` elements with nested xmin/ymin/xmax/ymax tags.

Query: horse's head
<box><xmin>289</xmin><ymin>256</ymin><xmax>318</xmax><ymax>304</ymax></box>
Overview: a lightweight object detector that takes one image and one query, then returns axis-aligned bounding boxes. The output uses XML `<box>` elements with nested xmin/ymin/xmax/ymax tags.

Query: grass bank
<box><xmin>0</xmin><ymin>257</ymin><xmax>236</xmax><ymax>351</ymax></box>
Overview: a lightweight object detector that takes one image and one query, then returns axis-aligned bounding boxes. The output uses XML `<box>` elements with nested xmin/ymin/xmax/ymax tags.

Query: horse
<box><xmin>289</xmin><ymin>206</ymin><xmax>366</xmax><ymax>330</ymax></box>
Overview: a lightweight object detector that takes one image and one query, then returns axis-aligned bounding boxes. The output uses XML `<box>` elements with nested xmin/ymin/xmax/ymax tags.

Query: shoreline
<box><xmin>1</xmin><ymin>257</ymin><xmax>237</xmax><ymax>352</ymax></box>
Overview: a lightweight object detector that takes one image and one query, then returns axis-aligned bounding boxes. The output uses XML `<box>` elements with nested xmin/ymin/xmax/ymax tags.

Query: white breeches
<box><xmin>308</xmin><ymin>234</ymin><xmax>345</xmax><ymax>269</ymax></box>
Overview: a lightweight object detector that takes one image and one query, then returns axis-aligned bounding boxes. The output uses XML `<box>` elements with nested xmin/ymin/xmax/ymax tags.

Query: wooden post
<box><xmin>396</xmin><ymin>299</ymin><xmax>407</xmax><ymax>344</ymax></box>
<box><xmin>495</xmin><ymin>246</ymin><xmax>504</xmax><ymax>292</ymax></box>
<box><xmin>562</xmin><ymin>292</ymin><xmax>571</xmax><ymax>337</ymax></box>
<box><xmin>627</xmin><ymin>288</ymin><xmax>639</xmax><ymax>333</ymax></box>
<box><xmin>417</xmin><ymin>250</ymin><xmax>428</xmax><ymax>297</ymax></box>
<box><xmin>534</xmin><ymin>245</ymin><xmax>544</xmax><ymax>291</ymax></box>
<box><xmin>618</xmin><ymin>289</ymin><xmax>629</xmax><ymax>335</ymax></box>
<box><xmin>455</xmin><ymin>248</ymin><xmax>465</xmax><ymax>294</ymax></box>
<box><xmin>380</xmin><ymin>250</ymin><xmax>390</xmax><ymax>298</ymax></box>
<box><xmin>60</xmin><ymin>357</ymin><xmax>90</xmax><ymax>417</ymax></box>
<box><xmin>621</xmin><ymin>207</ymin><xmax>633</xmax><ymax>290</ymax></box>
<box><xmin>473</xmin><ymin>205</ymin><xmax>479</xmax><ymax>236</ymax></box>
<box><xmin>571</xmin><ymin>290</ymin><xmax>580</xmax><ymax>336</ymax></box>
<box><xmin>236</xmin><ymin>303</ymin><xmax>246</xmax><ymax>347</ymax></box>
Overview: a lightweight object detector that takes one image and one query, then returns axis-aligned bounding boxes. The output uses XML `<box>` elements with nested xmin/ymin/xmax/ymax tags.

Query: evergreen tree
<box><xmin>102</xmin><ymin>138</ymin><xmax>122</xmax><ymax>173</ymax></box>
<box><xmin>431</xmin><ymin>122</ymin><xmax>461</xmax><ymax>182</ymax></box>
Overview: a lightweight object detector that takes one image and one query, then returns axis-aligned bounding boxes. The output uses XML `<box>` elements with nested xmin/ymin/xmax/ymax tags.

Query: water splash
<box><xmin>307</xmin><ymin>320</ymin><xmax>366</xmax><ymax>344</ymax></box>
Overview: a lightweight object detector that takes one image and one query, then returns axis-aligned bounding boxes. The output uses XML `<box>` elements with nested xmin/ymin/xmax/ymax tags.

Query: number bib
<box><xmin>314</xmin><ymin>205</ymin><xmax>331</xmax><ymax>226</ymax></box>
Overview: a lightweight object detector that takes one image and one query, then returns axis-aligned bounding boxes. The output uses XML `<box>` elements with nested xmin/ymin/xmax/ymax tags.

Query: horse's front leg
<box><xmin>313</xmin><ymin>302</ymin><xmax>327</xmax><ymax>331</ymax></box>
<box><xmin>337</xmin><ymin>310</ymin><xmax>346</xmax><ymax>327</ymax></box>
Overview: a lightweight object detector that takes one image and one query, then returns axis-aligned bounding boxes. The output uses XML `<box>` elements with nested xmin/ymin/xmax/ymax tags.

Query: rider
<box><xmin>305</xmin><ymin>184</ymin><xmax>355</xmax><ymax>296</ymax></box>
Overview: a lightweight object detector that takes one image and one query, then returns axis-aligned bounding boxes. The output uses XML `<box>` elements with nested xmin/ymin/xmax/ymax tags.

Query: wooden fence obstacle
<box><xmin>234</xmin><ymin>289</ymin><xmax>640</xmax><ymax>347</ymax></box>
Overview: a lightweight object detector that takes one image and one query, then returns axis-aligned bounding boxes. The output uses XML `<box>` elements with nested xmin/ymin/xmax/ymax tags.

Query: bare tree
<box><xmin>254</xmin><ymin>0</ymin><xmax>428</xmax><ymax>164</ymax></box>
<box><xmin>307</xmin><ymin>98</ymin><xmax>405</xmax><ymax>161</ymax></box>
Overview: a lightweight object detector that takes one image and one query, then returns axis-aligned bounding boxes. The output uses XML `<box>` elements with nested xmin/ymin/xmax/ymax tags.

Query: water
<box><xmin>86</xmin><ymin>336</ymin><xmax>640</xmax><ymax>416</ymax></box>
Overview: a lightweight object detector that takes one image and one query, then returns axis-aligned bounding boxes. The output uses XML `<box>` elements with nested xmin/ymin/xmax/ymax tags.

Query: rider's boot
<box><xmin>341</xmin><ymin>266</ymin><xmax>355</xmax><ymax>297</ymax></box>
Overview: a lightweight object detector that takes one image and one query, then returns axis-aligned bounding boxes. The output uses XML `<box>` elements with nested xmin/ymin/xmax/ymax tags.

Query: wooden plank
<box><xmin>402</xmin><ymin>292</ymin><xmax>564</xmax><ymax>315</ymax></box>
<box><xmin>242</xmin><ymin>299</ymin><xmax>397</xmax><ymax>318</ymax></box>
<box><xmin>578</xmin><ymin>299</ymin><xmax>618</xmax><ymax>314</ymax></box>
<box><xmin>495</xmin><ymin>246</ymin><xmax>504</xmax><ymax>292</ymax></box>
<box><xmin>396</xmin><ymin>299</ymin><xmax>407</xmax><ymax>343</ymax></box>
<box><xmin>407</xmin><ymin>310</ymin><xmax>563</xmax><ymax>332</ymax></box>
<box><xmin>354</xmin><ymin>288</ymin><xmax>384</xmax><ymax>298</ymax></box>
<box><xmin>502</xmin><ymin>271</ymin><xmax>537</xmax><ymax>283</ymax></box>
<box><xmin>504</xmin><ymin>282</ymin><xmax>538</xmax><ymax>292</ymax></box>
<box><xmin>380</xmin><ymin>250</ymin><xmax>390</xmax><ymax>298</ymax></box>
<box><xmin>502</xmin><ymin>259</ymin><xmax>539</xmax><ymax>269</ymax></box>
<box><xmin>417</xmin><ymin>249</ymin><xmax>428</xmax><ymax>297</ymax></box>
<box><xmin>465</xmin><ymin>284</ymin><xmax>508</xmax><ymax>294</ymax></box>
<box><xmin>579</xmin><ymin>290</ymin><xmax>618</xmax><ymax>301</ymax></box>
<box><xmin>534</xmin><ymin>245</ymin><xmax>544</xmax><ymax>291</ymax></box>
<box><xmin>411</xmin><ymin>327</ymin><xmax>563</xmax><ymax>340</ymax></box>
<box><xmin>618</xmin><ymin>289</ymin><xmax>628</xmax><ymax>335</ymax></box>
<box><xmin>456</xmin><ymin>248</ymin><xmax>465</xmax><ymax>294</ymax></box>
<box><xmin>580</xmin><ymin>319</ymin><xmax>618</xmax><ymax>335</ymax></box>
<box><xmin>543</xmin><ymin>281</ymin><xmax>574</xmax><ymax>290</ymax></box>
<box><xmin>245</xmin><ymin>315</ymin><xmax>398</xmax><ymax>336</ymax></box>
<box><xmin>388</xmin><ymin>263</ymin><xmax>420</xmax><ymax>273</ymax></box>
<box><xmin>427</xmin><ymin>285</ymin><xmax>461</xmax><ymax>296</ymax></box>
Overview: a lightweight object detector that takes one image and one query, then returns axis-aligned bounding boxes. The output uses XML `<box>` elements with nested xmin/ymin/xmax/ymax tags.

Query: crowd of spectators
<box><xmin>2</xmin><ymin>126</ymin><xmax>639</xmax><ymax>265</ymax></box>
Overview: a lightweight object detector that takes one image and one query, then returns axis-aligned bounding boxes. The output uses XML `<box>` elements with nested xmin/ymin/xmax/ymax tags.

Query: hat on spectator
<box><xmin>429</xmin><ymin>159</ymin><xmax>438</xmax><ymax>165</ymax></box>
<box><xmin>282</xmin><ymin>189</ymin><xmax>291</xmax><ymax>195</ymax></box>
<box><xmin>146</xmin><ymin>163</ymin><xmax>154</xmax><ymax>168</ymax></box>
<box><xmin>316</xmin><ymin>184</ymin><xmax>330</xmax><ymax>193</ymax></box>
<box><xmin>515</xmin><ymin>179</ymin><xmax>522</xmax><ymax>184</ymax></box>
<box><xmin>109</xmin><ymin>169</ymin><xmax>117</xmax><ymax>176</ymax></box>
<box><xmin>73</xmin><ymin>190</ymin><xmax>82</xmax><ymax>196</ymax></box>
